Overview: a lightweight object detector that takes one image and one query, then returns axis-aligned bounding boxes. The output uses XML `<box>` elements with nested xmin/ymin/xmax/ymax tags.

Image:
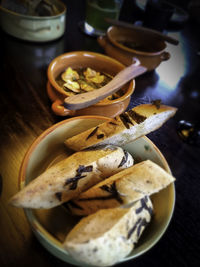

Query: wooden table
<box><xmin>0</xmin><ymin>1</ymin><xmax>200</xmax><ymax>266</ymax></box>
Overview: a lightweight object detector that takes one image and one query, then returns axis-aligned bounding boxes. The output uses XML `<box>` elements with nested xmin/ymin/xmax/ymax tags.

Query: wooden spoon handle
<box><xmin>64</xmin><ymin>64</ymin><xmax>147</xmax><ymax>110</ymax></box>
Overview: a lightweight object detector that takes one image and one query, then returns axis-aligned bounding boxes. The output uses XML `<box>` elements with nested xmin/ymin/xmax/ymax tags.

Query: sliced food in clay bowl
<box><xmin>9</xmin><ymin>102</ymin><xmax>177</xmax><ymax>266</ymax></box>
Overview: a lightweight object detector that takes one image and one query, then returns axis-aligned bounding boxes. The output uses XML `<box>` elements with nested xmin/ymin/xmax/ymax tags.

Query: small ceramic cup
<box><xmin>47</xmin><ymin>51</ymin><xmax>135</xmax><ymax>117</ymax></box>
<box><xmin>98</xmin><ymin>26</ymin><xmax>170</xmax><ymax>71</ymax></box>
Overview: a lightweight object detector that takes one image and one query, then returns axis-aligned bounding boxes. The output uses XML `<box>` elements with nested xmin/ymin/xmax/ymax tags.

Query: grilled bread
<box><xmin>10</xmin><ymin>145</ymin><xmax>133</xmax><ymax>209</ymax></box>
<box><xmin>65</xmin><ymin>160</ymin><xmax>175</xmax><ymax>216</ymax></box>
<box><xmin>64</xmin><ymin>103</ymin><xmax>177</xmax><ymax>151</ymax></box>
<box><xmin>64</xmin><ymin>196</ymin><xmax>153</xmax><ymax>267</ymax></box>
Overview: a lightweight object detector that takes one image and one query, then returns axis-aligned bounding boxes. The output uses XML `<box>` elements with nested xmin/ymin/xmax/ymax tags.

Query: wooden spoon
<box><xmin>105</xmin><ymin>18</ymin><xmax>179</xmax><ymax>46</ymax></box>
<box><xmin>64</xmin><ymin>63</ymin><xmax>147</xmax><ymax>110</ymax></box>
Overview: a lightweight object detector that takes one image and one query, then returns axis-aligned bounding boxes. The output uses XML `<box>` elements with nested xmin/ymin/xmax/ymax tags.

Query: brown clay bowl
<box><xmin>98</xmin><ymin>26</ymin><xmax>170</xmax><ymax>71</ymax></box>
<box><xmin>47</xmin><ymin>51</ymin><xmax>135</xmax><ymax>117</ymax></box>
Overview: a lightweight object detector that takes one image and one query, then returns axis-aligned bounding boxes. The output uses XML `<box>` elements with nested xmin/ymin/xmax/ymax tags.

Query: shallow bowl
<box><xmin>47</xmin><ymin>51</ymin><xmax>135</xmax><ymax>117</ymax></box>
<box><xmin>18</xmin><ymin>116</ymin><xmax>175</xmax><ymax>266</ymax></box>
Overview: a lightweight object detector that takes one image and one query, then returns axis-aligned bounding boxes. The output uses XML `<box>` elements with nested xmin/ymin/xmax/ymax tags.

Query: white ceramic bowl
<box><xmin>18</xmin><ymin>116</ymin><xmax>175</xmax><ymax>266</ymax></box>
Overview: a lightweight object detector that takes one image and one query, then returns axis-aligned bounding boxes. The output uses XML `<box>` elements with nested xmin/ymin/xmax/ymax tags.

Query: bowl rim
<box><xmin>47</xmin><ymin>51</ymin><xmax>135</xmax><ymax>106</ymax></box>
<box><xmin>107</xmin><ymin>26</ymin><xmax>167</xmax><ymax>56</ymax></box>
<box><xmin>18</xmin><ymin>115</ymin><xmax>175</xmax><ymax>266</ymax></box>
<box><xmin>0</xmin><ymin>0</ymin><xmax>66</xmax><ymax>20</ymax></box>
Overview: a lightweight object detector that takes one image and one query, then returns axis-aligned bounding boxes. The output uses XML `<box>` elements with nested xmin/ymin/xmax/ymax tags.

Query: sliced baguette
<box><xmin>66</xmin><ymin>160</ymin><xmax>175</xmax><ymax>216</ymax></box>
<box><xmin>10</xmin><ymin>145</ymin><xmax>133</xmax><ymax>209</ymax></box>
<box><xmin>64</xmin><ymin>196</ymin><xmax>153</xmax><ymax>267</ymax></box>
<box><xmin>64</xmin><ymin>103</ymin><xmax>177</xmax><ymax>151</ymax></box>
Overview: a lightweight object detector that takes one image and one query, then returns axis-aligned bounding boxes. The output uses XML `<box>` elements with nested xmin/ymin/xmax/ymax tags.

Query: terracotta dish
<box><xmin>98</xmin><ymin>26</ymin><xmax>171</xmax><ymax>71</ymax></box>
<box><xmin>47</xmin><ymin>51</ymin><xmax>135</xmax><ymax>117</ymax></box>
<box><xmin>18</xmin><ymin>116</ymin><xmax>175</xmax><ymax>266</ymax></box>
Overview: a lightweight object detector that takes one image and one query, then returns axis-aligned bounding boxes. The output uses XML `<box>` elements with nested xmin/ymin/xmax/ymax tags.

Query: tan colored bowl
<box><xmin>98</xmin><ymin>26</ymin><xmax>170</xmax><ymax>71</ymax></box>
<box><xmin>47</xmin><ymin>51</ymin><xmax>135</xmax><ymax>117</ymax></box>
<box><xmin>19</xmin><ymin>116</ymin><xmax>175</xmax><ymax>267</ymax></box>
<box><xmin>0</xmin><ymin>0</ymin><xmax>66</xmax><ymax>42</ymax></box>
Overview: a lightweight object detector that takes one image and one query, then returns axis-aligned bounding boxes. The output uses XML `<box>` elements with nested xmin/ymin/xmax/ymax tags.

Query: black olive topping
<box><xmin>118</xmin><ymin>150</ymin><xmax>129</xmax><ymax>168</ymax></box>
<box><xmin>127</xmin><ymin>110</ymin><xmax>147</xmax><ymax>124</ymax></box>
<box><xmin>86</xmin><ymin>127</ymin><xmax>99</xmax><ymax>140</ymax></box>
<box><xmin>151</xmin><ymin>99</ymin><xmax>162</xmax><ymax>109</ymax></box>
<box><xmin>64</xmin><ymin>165</ymin><xmax>93</xmax><ymax>190</ymax></box>
<box><xmin>135</xmin><ymin>196</ymin><xmax>153</xmax><ymax>216</ymax></box>
<box><xmin>100</xmin><ymin>182</ymin><xmax>123</xmax><ymax>204</ymax></box>
<box><xmin>119</xmin><ymin>113</ymin><xmax>134</xmax><ymax>129</ymax></box>
<box><xmin>97</xmin><ymin>134</ymin><xmax>104</xmax><ymax>139</ymax></box>
<box><xmin>127</xmin><ymin>218</ymin><xmax>142</xmax><ymax>239</ymax></box>
<box><xmin>79</xmin><ymin>182</ymin><xmax>123</xmax><ymax>204</ymax></box>
<box><xmin>109</xmin><ymin>121</ymin><xmax>118</xmax><ymax>126</ymax></box>
<box><xmin>55</xmin><ymin>192</ymin><xmax>62</xmax><ymax>201</ymax></box>
<box><xmin>77</xmin><ymin>165</ymin><xmax>93</xmax><ymax>174</ymax></box>
<box><xmin>137</xmin><ymin>218</ymin><xmax>149</xmax><ymax>237</ymax></box>
<box><xmin>65</xmin><ymin>175</ymin><xmax>87</xmax><ymax>190</ymax></box>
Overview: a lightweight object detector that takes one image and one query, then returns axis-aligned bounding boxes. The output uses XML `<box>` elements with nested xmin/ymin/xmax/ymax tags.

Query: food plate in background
<box><xmin>18</xmin><ymin>116</ymin><xmax>175</xmax><ymax>266</ymax></box>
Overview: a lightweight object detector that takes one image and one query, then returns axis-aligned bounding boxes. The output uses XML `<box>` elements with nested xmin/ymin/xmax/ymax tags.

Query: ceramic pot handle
<box><xmin>52</xmin><ymin>99</ymin><xmax>76</xmax><ymax>116</ymax></box>
<box><xmin>97</xmin><ymin>35</ymin><xmax>107</xmax><ymax>48</ymax></box>
<box><xmin>19</xmin><ymin>20</ymin><xmax>51</xmax><ymax>32</ymax></box>
<box><xmin>160</xmin><ymin>51</ymin><xmax>171</xmax><ymax>61</ymax></box>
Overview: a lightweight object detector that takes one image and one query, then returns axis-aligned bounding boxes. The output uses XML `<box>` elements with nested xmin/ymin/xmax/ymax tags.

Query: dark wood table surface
<box><xmin>0</xmin><ymin>1</ymin><xmax>200</xmax><ymax>266</ymax></box>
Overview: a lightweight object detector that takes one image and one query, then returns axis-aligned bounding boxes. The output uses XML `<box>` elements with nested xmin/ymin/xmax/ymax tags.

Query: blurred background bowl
<box><xmin>98</xmin><ymin>25</ymin><xmax>170</xmax><ymax>71</ymax></box>
<box><xmin>0</xmin><ymin>0</ymin><xmax>66</xmax><ymax>42</ymax></box>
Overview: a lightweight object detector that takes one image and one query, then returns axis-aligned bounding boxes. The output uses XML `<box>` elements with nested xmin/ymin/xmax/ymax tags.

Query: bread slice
<box><xmin>64</xmin><ymin>103</ymin><xmax>177</xmax><ymax>151</ymax></box>
<box><xmin>10</xmin><ymin>145</ymin><xmax>133</xmax><ymax>209</ymax></box>
<box><xmin>64</xmin><ymin>196</ymin><xmax>153</xmax><ymax>267</ymax></box>
<box><xmin>66</xmin><ymin>160</ymin><xmax>175</xmax><ymax>216</ymax></box>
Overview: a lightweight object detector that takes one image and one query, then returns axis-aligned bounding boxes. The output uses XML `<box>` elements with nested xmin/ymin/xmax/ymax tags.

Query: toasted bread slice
<box><xmin>10</xmin><ymin>145</ymin><xmax>133</xmax><ymax>209</ymax></box>
<box><xmin>64</xmin><ymin>103</ymin><xmax>177</xmax><ymax>151</ymax></box>
<box><xmin>66</xmin><ymin>160</ymin><xmax>175</xmax><ymax>216</ymax></box>
<box><xmin>64</xmin><ymin>196</ymin><xmax>153</xmax><ymax>267</ymax></box>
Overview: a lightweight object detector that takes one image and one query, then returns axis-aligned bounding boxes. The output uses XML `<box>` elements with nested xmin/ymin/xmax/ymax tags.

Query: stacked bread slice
<box><xmin>64</xmin><ymin>196</ymin><xmax>153</xmax><ymax>267</ymax></box>
<box><xmin>62</xmin><ymin>159</ymin><xmax>175</xmax><ymax>266</ymax></box>
<box><xmin>10</xmin><ymin>145</ymin><xmax>134</xmax><ymax>209</ymax></box>
<box><xmin>65</xmin><ymin>160</ymin><xmax>175</xmax><ymax>216</ymax></box>
<box><xmin>64</xmin><ymin>103</ymin><xmax>177</xmax><ymax>151</ymax></box>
